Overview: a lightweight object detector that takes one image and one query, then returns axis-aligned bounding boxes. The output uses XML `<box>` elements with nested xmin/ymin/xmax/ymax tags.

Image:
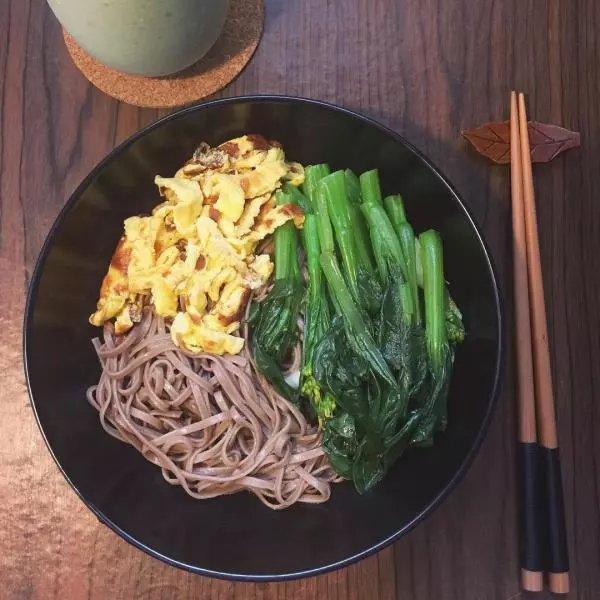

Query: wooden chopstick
<box><xmin>510</xmin><ymin>91</ymin><xmax>570</xmax><ymax>594</ymax></box>
<box><xmin>517</xmin><ymin>93</ymin><xmax>570</xmax><ymax>594</ymax></box>
<box><xmin>517</xmin><ymin>93</ymin><xmax>558</xmax><ymax>450</ymax></box>
<box><xmin>510</xmin><ymin>91</ymin><xmax>544</xmax><ymax>593</ymax></box>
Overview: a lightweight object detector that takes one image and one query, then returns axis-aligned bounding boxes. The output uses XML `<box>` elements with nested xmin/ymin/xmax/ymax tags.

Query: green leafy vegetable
<box><xmin>445</xmin><ymin>294</ymin><xmax>465</xmax><ymax>344</ymax></box>
<box><xmin>250</xmin><ymin>189</ymin><xmax>303</xmax><ymax>403</ymax></box>
<box><xmin>298</xmin><ymin>166</ymin><xmax>336</xmax><ymax>426</ymax></box>
<box><xmin>359</xmin><ymin>174</ymin><xmax>410</xmax><ymax>287</ymax></box>
<box><xmin>384</xmin><ymin>194</ymin><xmax>421</xmax><ymax>324</ymax></box>
<box><xmin>251</xmin><ymin>162</ymin><xmax>465</xmax><ymax>495</ymax></box>
<box><xmin>315</xmin><ymin>170</ymin><xmax>461</xmax><ymax>493</ymax></box>
<box><xmin>251</xmin><ymin>280</ymin><xmax>303</xmax><ymax>401</ymax></box>
<box><xmin>320</xmin><ymin>250</ymin><xmax>396</xmax><ymax>387</ymax></box>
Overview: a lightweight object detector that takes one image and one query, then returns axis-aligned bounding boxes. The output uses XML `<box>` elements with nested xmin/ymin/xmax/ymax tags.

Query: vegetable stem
<box><xmin>322</xmin><ymin>171</ymin><xmax>361</xmax><ymax>301</ymax></box>
<box><xmin>361</xmin><ymin>201</ymin><xmax>410</xmax><ymax>288</ymax></box>
<box><xmin>345</xmin><ymin>169</ymin><xmax>361</xmax><ymax>205</ymax></box>
<box><xmin>344</xmin><ymin>170</ymin><xmax>375</xmax><ymax>273</ymax></box>
<box><xmin>420</xmin><ymin>229</ymin><xmax>446</xmax><ymax>368</ymax></box>
<box><xmin>384</xmin><ymin>194</ymin><xmax>407</xmax><ymax>228</ymax></box>
<box><xmin>383</xmin><ymin>193</ymin><xmax>421</xmax><ymax>324</ymax></box>
<box><xmin>303</xmin><ymin>164</ymin><xmax>331</xmax><ymax>206</ymax></box>
<box><xmin>399</xmin><ymin>282</ymin><xmax>414</xmax><ymax>325</ymax></box>
<box><xmin>359</xmin><ymin>169</ymin><xmax>384</xmax><ymax>206</ymax></box>
<box><xmin>274</xmin><ymin>190</ymin><xmax>299</xmax><ymax>281</ymax></box>
<box><xmin>314</xmin><ymin>184</ymin><xmax>336</xmax><ymax>256</ymax></box>
<box><xmin>397</xmin><ymin>222</ymin><xmax>421</xmax><ymax>324</ymax></box>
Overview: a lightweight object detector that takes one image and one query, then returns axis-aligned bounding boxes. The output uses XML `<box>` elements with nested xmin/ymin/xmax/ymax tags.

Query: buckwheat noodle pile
<box><xmin>87</xmin><ymin>309</ymin><xmax>339</xmax><ymax>510</ymax></box>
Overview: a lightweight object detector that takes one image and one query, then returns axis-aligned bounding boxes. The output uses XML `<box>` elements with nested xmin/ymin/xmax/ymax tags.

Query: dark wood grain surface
<box><xmin>1</xmin><ymin>0</ymin><xmax>597</xmax><ymax>598</ymax></box>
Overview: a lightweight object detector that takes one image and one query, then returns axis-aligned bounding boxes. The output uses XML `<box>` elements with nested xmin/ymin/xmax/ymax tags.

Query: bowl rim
<box><xmin>23</xmin><ymin>94</ymin><xmax>505</xmax><ymax>582</ymax></box>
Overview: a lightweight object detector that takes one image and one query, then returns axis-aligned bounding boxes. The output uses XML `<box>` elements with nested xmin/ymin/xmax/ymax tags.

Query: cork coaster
<box><xmin>64</xmin><ymin>0</ymin><xmax>264</xmax><ymax>108</ymax></box>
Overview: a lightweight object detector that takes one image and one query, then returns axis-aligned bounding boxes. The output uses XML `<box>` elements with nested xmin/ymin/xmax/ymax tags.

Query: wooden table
<box><xmin>1</xmin><ymin>1</ymin><xmax>597</xmax><ymax>598</ymax></box>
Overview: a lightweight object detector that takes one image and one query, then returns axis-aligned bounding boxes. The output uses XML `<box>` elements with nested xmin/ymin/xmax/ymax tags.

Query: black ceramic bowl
<box><xmin>24</xmin><ymin>96</ymin><xmax>503</xmax><ymax>581</ymax></box>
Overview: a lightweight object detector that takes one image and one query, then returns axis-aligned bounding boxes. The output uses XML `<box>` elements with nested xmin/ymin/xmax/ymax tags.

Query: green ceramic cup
<box><xmin>48</xmin><ymin>0</ymin><xmax>230</xmax><ymax>77</ymax></box>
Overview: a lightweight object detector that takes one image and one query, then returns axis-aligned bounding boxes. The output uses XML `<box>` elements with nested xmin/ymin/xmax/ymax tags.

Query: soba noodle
<box><xmin>86</xmin><ymin>309</ymin><xmax>340</xmax><ymax>510</ymax></box>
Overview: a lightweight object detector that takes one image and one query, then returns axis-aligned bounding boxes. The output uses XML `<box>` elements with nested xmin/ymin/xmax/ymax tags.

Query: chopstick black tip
<box><xmin>518</xmin><ymin>442</ymin><xmax>546</xmax><ymax>573</ymax></box>
<box><xmin>541</xmin><ymin>447</ymin><xmax>570</xmax><ymax>575</ymax></box>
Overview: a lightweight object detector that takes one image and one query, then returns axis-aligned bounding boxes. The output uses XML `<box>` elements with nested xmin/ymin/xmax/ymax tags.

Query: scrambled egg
<box><xmin>90</xmin><ymin>135</ymin><xmax>305</xmax><ymax>355</ymax></box>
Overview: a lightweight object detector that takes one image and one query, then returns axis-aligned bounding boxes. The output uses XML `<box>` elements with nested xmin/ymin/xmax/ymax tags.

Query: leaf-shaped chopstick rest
<box><xmin>462</xmin><ymin>121</ymin><xmax>580</xmax><ymax>164</ymax></box>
